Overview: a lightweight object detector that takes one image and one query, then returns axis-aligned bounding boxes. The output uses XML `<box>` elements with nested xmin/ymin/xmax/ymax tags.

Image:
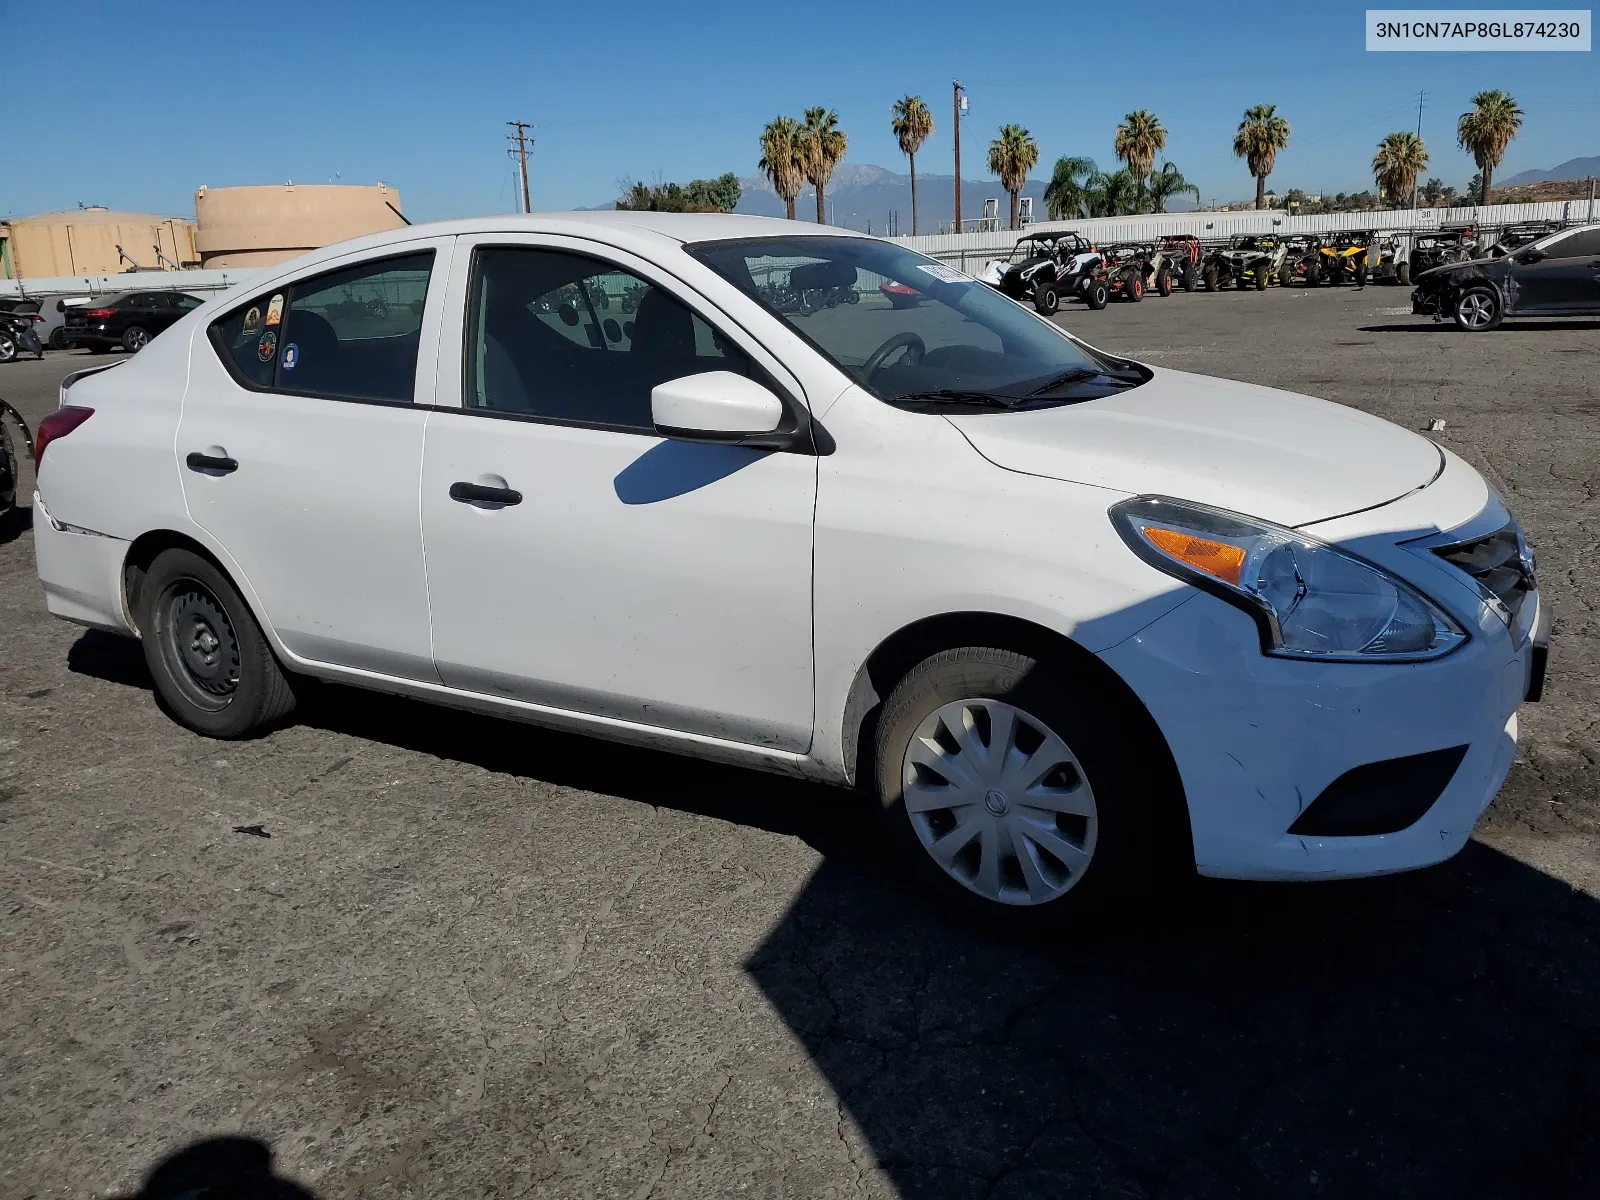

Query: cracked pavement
<box><xmin>1</xmin><ymin>286</ymin><xmax>1598</xmax><ymax>1198</ymax></box>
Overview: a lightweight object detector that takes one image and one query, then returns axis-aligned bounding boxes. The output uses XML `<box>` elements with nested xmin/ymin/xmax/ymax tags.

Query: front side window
<box><xmin>207</xmin><ymin>251</ymin><xmax>433</xmax><ymax>401</ymax></box>
<box><xmin>465</xmin><ymin>246</ymin><xmax>751</xmax><ymax>432</ymax></box>
<box><xmin>687</xmin><ymin>235</ymin><xmax>1136</xmax><ymax>409</ymax></box>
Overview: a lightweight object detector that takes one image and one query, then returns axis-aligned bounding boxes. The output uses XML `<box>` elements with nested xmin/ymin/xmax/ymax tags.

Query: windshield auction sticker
<box><xmin>1368</xmin><ymin>9</ymin><xmax>1590</xmax><ymax>49</ymax></box>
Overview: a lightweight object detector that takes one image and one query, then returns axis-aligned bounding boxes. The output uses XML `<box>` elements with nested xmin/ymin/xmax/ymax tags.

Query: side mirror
<box><xmin>1519</xmin><ymin>248</ymin><xmax>1546</xmax><ymax>264</ymax></box>
<box><xmin>652</xmin><ymin>371</ymin><xmax>791</xmax><ymax>448</ymax></box>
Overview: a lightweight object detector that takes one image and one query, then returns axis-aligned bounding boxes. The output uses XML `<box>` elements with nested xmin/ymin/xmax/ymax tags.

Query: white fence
<box><xmin>891</xmin><ymin>198</ymin><xmax>1600</xmax><ymax>271</ymax></box>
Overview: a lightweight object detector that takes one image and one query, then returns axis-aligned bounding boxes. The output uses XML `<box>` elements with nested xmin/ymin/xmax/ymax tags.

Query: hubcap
<box><xmin>159</xmin><ymin>581</ymin><xmax>241</xmax><ymax>709</ymax></box>
<box><xmin>128</xmin><ymin>330</ymin><xmax>148</xmax><ymax>350</ymax></box>
<box><xmin>1459</xmin><ymin>294</ymin><xmax>1493</xmax><ymax>328</ymax></box>
<box><xmin>901</xmin><ymin>698</ymin><xmax>1098</xmax><ymax>907</ymax></box>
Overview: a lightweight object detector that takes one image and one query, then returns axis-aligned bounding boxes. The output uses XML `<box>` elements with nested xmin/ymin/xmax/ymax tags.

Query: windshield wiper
<box><xmin>892</xmin><ymin>389</ymin><xmax>1023</xmax><ymax>410</ymax></box>
<box><xmin>1025</xmin><ymin>367</ymin><xmax>1102</xmax><ymax>396</ymax></box>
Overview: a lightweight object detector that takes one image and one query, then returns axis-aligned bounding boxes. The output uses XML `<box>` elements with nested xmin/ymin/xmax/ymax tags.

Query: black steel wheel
<box><xmin>1084</xmin><ymin>280</ymin><xmax>1109</xmax><ymax>310</ymax></box>
<box><xmin>139</xmin><ymin>548</ymin><xmax>297</xmax><ymax>737</ymax></box>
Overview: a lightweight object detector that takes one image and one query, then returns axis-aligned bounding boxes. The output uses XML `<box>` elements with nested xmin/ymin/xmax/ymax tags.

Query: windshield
<box><xmin>1007</xmin><ymin>237</ymin><xmax>1049</xmax><ymax>263</ymax></box>
<box><xmin>687</xmin><ymin>235</ymin><xmax>1131</xmax><ymax>407</ymax></box>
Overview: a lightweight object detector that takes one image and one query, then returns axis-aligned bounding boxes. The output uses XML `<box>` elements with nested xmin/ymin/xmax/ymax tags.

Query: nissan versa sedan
<box><xmin>32</xmin><ymin>213</ymin><xmax>1548</xmax><ymax>918</ymax></box>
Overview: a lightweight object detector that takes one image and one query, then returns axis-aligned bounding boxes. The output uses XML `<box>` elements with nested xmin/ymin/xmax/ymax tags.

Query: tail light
<box><xmin>84</xmin><ymin>308</ymin><xmax>115</xmax><ymax>319</ymax></box>
<box><xmin>35</xmin><ymin>406</ymin><xmax>95</xmax><ymax>464</ymax></box>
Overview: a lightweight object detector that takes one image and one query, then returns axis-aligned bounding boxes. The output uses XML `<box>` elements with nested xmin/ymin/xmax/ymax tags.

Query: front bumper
<box><xmin>1099</xmin><ymin>483</ymin><xmax>1539</xmax><ymax>882</ymax></box>
<box><xmin>1411</xmin><ymin>287</ymin><xmax>1444</xmax><ymax>316</ymax></box>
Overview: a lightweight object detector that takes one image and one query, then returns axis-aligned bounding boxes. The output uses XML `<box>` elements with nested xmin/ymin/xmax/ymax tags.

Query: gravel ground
<box><xmin>1</xmin><ymin>285</ymin><xmax>1597</xmax><ymax>1200</ymax></box>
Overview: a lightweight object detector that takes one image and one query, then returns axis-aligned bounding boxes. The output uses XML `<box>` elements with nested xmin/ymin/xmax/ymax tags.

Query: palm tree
<box><xmin>1113</xmin><ymin>110</ymin><xmax>1167</xmax><ymax>197</ymax></box>
<box><xmin>1372</xmin><ymin>131</ymin><xmax>1430</xmax><ymax>207</ymax></box>
<box><xmin>1147</xmin><ymin>162</ymin><xmax>1200</xmax><ymax>213</ymax></box>
<box><xmin>758</xmin><ymin>117</ymin><xmax>806</xmax><ymax>220</ymax></box>
<box><xmin>1232</xmin><ymin>105</ymin><xmax>1291</xmax><ymax>210</ymax></box>
<box><xmin>890</xmin><ymin>95</ymin><xmax>934</xmax><ymax>235</ymax></box>
<box><xmin>797</xmin><ymin>107</ymin><xmax>847</xmax><ymax>224</ymax></box>
<box><xmin>1457</xmin><ymin>90</ymin><xmax>1523</xmax><ymax>205</ymax></box>
<box><xmin>1043</xmin><ymin>155</ymin><xmax>1097</xmax><ymax>220</ymax></box>
<box><xmin>1083</xmin><ymin>169</ymin><xmax>1140</xmax><ymax>218</ymax></box>
<box><xmin>987</xmin><ymin>124</ymin><xmax>1039</xmax><ymax>231</ymax></box>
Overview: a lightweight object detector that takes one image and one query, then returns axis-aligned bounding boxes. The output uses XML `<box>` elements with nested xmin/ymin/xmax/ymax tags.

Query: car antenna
<box><xmin>386</xmin><ymin>202</ymin><xmax>412</xmax><ymax>226</ymax></box>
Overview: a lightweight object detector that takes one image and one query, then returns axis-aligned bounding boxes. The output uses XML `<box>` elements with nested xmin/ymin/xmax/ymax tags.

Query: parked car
<box><xmin>0</xmin><ymin>300</ymin><xmax>47</xmax><ymax>361</ymax></box>
<box><xmin>63</xmin><ymin>289</ymin><xmax>205</xmax><ymax>353</ymax></box>
<box><xmin>1412</xmin><ymin>221</ymin><xmax>1600</xmax><ymax>330</ymax></box>
<box><xmin>34</xmin><ymin>213</ymin><xmax>1547</xmax><ymax>920</ymax></box>
<box><xmin>1</xmin><ymin>295</ymin><xmax>79</xmax><ymax>350</ymax></box>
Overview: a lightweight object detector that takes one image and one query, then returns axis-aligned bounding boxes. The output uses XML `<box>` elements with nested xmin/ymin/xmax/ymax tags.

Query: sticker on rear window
<box><xmin>241</xmin><ymin>306</ymin><xmax>262</xmax><ymax>336</ymax></box>
<box><xmin>916</xmin><ymin>264</ymin><xmax>970</xmax><ymax>284</ymax></box>
<box><xmin>257</xmin><ymin>329</ymin><xmax>277</xmax><ymax>362</ymax></box>
<box><xmin>265</xmin><ymin>294</ymin><xmax>284</xmax><ymax>327</ymax></box>
<box><xmin>282</xmin><ymin>342</ymin><xmax>298</xmax><ymax>371</ymax></box>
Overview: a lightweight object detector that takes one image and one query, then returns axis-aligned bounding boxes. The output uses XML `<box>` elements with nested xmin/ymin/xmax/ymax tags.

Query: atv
<box><xmin>1319</xmin><ymin>232</ymin><xmax>1372</xmax><ymax>287</ymax></box>
<box><xmin>1204</xmin><ymin>235</ymin><xmax>1288</xmax><ymax>291</ymax></box>
<box><xmin>1152</xmin><ymin>235</ymin><xmax>1203</xmax><ymax>292</ymax></box>
<box><xmin>1278</xmin><ymin>235</ymin><xmax>1323</xmax><ymax>287</ymax></box>
<box><xmin>979</xmin><ymin>230</ymin><xmax>1107</xmax><ymax>305</ymax></box>
<box><xmin>1366</xmin><ymin>232</ymin><xmax>1413</xmax><ymax>285</ymax></box>
<box><xmin>1409</xmin><ymin>226</ymin><xmax>1480</xmax><ymax>277</ymax></box>
<box><xmin>1089</xmin><ymin>245</ymin><xmax>1152</xmax><ymax>304</ymax></box>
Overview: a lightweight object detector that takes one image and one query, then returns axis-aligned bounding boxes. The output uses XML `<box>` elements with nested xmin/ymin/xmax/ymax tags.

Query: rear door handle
<box><xmin>449</xmin><ymin>481</ymin><xmax>522</xmax><ymax>506</ymax></box>
<box><xmin>186</xmin><ymin>451</ymin><xmax>238</xmax><ymax>474</ymax></box>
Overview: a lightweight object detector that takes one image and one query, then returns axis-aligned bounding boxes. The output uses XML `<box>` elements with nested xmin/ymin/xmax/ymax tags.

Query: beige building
<box><xmin>194</xmin><ymin>182</ymin><xmax>407</xmax><ymax>269</ymax></box>
<box><xmin>0</xmin><ymin>209</ymin><xmax>198</xmax><ymax>279</ymax></box>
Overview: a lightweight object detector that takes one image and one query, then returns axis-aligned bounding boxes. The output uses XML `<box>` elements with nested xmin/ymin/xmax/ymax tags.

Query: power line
<box><xmin>507</xmin><ymin>120</ymin><xmax>534</xmax><ymax>214</ymax></box>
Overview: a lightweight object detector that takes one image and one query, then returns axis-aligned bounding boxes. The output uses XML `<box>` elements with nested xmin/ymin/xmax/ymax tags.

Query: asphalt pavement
<box><xmin>1</xmin><ymin>284</ymin><xmax>1597</xmax><ymax>1199</ymax></box>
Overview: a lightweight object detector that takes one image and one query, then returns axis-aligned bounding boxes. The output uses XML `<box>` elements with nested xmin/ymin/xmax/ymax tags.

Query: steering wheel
<box><xmin>861</xmin><ymin>332</ymin><xmax>926</xmax><ymax>378</ymax></box>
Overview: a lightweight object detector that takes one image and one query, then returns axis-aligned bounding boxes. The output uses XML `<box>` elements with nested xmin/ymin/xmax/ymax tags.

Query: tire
<box><xmin>1203</xmin><ymin>264</ymin><xmax>1219</xmax><ymax>292</ymax></box>
<box><xmin>1355</xmin><ymin>264</ymin><xmax>1368</xmax><ymax>289</ymax></box>
<box><xmin>0</xmin><ymin>332</ymin><xmax>15</xmax><ymax>363</ymax></box>
<box><xmin>873</xmin><ymin>646</ymin><xmax>1181</xmax><ymax>920</ymax></box>
<box><xmin>1328</xmin><ymin>266</ymin><xmax>1343</xmax><ymax>286</ymax></box>
<box><xmin>1306</xmin><ymin>262</ymin><xmax>1320</xmax><ymax>287</ymax></box>
<box><xmin>1181</xmin><ymin>264</ymin><xmax>1198</xmax><ymax>292</ymax></box>
<box><xmin>122</xmin><ymin>325</ymin><xmax>151</xmax><ymax>353</ymax></box>
<box><xmin>1123</xmin><ymin>270</ymin><xmax>1142</xmax><ymax>302</ymax></box>
<box><xmin>1254</xmin><ymin>264</ymin><xmax>1268</xmax><ymax>290</ymax></box>
<box><xmin>1156</xmin><ymin>268</ymin><xmax>1172</xmax><ymax>297</ymax></box>
<box><xmin>1033</xmin><ymin>280</ymin><xmax>1060</xmax><ymax>316</ymax></box>
<box><xmin>1084</xmin><ymin>280</ymin><xmax>1109</xmax><ymax>310</ymax></box>
<box><xmin>1397</xmin><ymin>262</ymin><xmax>1411</xmax><ymax>286</ymax></box>
<box><xmin>137</xmin><ymin>548</ymin><xmax>297</xmax><ymax>738</ymax></box>
<box><xmin>49</xmin><ymin>327</ymin><xmax>69</xmax><ymax>350</ymax></box>
<box><xmin>1452</xmin><ymin>286</ymin><xmax>1503</xmax><ymax>332</ymax></box>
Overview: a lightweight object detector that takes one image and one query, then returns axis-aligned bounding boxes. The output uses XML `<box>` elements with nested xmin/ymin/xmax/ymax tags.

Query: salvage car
<box><xmin>1412</xmin><ymin>221</ymin><xmax>1600</xmax><ymax>330</ymax></box>
<box><xmin>33</xmin><ymin>213</ymin><xmax>1547</xmax><ymax>918</ymax></box>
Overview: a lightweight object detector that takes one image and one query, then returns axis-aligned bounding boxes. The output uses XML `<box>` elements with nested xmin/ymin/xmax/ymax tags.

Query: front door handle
<box><xmin>186</xmin><ymin>451</ymin><xmax>238</xmax><ymax>474</ymax></box>
<box><xmin>449</xmin><ymin>481</ymin><xmax>523</xmax><ymax>506</ymax></box>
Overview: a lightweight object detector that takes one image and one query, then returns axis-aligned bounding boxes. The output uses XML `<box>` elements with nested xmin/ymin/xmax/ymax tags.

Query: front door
<box><xmin>419</xmin><ymin>240</ymin><xmax>817</xmax><ymax>751</ymax></box>
<box><xmin>176</xmin><ymin>243</ymin><xmax>452</xmax><ymax>680</ymax></box>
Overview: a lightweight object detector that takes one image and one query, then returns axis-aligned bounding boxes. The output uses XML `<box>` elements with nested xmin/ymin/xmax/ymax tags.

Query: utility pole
<box><xmin>1411</xmin><ymin>90</ymin><xmax>1425</xmax><ymax>212</ymax></box>
<box><xmin>952</xmin><ymin>81</ymin><xmax>966</xmax><ymax>235</ymax></box>
<box><xmin>507</xmin><ymin>120</ymin><xmax>533</xmax><ymax>214</ymax></box>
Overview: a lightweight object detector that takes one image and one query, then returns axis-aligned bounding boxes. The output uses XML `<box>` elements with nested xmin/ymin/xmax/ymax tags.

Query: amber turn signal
<box><xmin>1141</xmin><ymin>525</ymin><xmax>1247</xmax><ymax>587</ymax></box>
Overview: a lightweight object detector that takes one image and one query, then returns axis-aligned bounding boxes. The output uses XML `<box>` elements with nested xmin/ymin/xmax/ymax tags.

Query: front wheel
<box><xmin>0</xmin><ymin>332</ymin><xmax>15</xmax><ymax>363</ymax></box>
<box><xmin>1203</xmin><ymin>265</ymin><xmax>1219</xmax><ymax>292</ymax></box>
<box><xmin>1305</xmin><ymin>262</ymin><xmax>1320</xmax><ymax>287</ymax></box>
<box><xmin>1254</xmin><ymin>265</ymin><xmax>1268</xmax><ymax>290</ymax></box>
<box><xmin>1123</xmin><ymin>270</ymin><xmax>1143</xmax><ymax>302</ymax></box>
<box><xmin>138</xmin><ymin>548</ymin><xmax>298</xmax><ymax>738</ymax></box>
<box><xmin>1452</xmin><ymin>286</ymin><xmax>1502</xmax><ymax>332</ymax></box>
<box><xmin>1156</xmin><ymin>268</ymin><xmax>1172</xmax><ymax>297</ymax></box>
<box><xmin>1355</xmin><ymin>264</ymin><xmax>1368</xmax><ymax>288</ymax></box>
<box><xmin>1084</xmin><ymin>280</ymin><xmax>1109</xmax><ymax>310</ymax></box>
<box><xmin>1182</xmin><ymin>264</ymin><xmax>1198</xmax><ymax>291</ymax></box>
<box><xmin>1033</xmin><ymin>280</ymin><xmax>1060</xmax><ymax>316</ymax></box>
<box><xmin>1397</xmin><ymin>262</ymin><xmax>1411</xmax><ymax>286</ymax></box>
<box><xmin>873</xmin><ymin>647</ymin><xmax>1178</xmax><ymax>919</ymax></box>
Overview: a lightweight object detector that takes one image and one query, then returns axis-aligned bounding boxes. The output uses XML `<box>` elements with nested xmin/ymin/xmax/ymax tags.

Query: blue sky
<box><xmin>4</xmin><ymin>0</ymin><xmax>1594</xmax><ymax>221</ymax></box>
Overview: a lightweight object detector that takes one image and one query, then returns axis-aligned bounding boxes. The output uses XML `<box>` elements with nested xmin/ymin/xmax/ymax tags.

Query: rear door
<box><xmin>1542</xmin><ymin>228</ymin><xmax>1600</xmax><ymax>311</ymax></box>
<box><xmin>176</xmin><ymin>240</ymin><xmax>453</xmax><ymax>680</ymax></box>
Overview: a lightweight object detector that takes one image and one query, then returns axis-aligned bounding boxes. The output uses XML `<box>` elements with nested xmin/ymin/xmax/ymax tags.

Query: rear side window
<box><xmin>207</xmin><ymin>251</ymin><xmax>434</xmax><ymax>402</ymax></box>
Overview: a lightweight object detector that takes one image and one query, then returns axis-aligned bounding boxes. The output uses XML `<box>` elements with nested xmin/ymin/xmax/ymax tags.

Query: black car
<box><xmin>1412</xmin><ymin>223</ymin><xmax>1600</xmax><ymax>331</ymax></box>
<box><xmin>64</xmin><ymin>289</ymin><xmax>205</xmax><ymax>353</ymax></box>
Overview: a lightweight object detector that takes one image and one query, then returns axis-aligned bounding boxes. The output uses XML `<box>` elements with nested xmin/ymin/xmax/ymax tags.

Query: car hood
<box><xmin>945</xmin><ymin>367</ymin><xmax>1443</xmax><ymax>527</ymax></box>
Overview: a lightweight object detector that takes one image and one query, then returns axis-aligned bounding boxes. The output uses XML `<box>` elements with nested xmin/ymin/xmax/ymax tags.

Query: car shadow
<box><xmin>111</xmin><ymin>1136</ymin><xmax>317</xmax><ymax>1199</ymax></box>
<box><xmin>67</xmin><ymin>631</ymin><xmax>1600</xmax><ymax>1196</ymax></box>
<box><xmin>1361</xmin><ymin>320</ymin><xmax>1600</xmax><ymax>334</ymax></box>
<box><xmin>0</xmin><ymin>502</ymin><xmax>32</xmax><ymax>544</ymax></box>
<box><xmin>613</xmin><ymin>439</ymin><xmax>771</xmax><ymax>504</ymax></box>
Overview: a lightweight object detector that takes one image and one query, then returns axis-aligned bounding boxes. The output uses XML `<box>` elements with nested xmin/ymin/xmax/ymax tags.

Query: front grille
<box><xmin>1433</xmin><ymin>520</ymin><xmax>1537</xmax><ymax>635</ymax></box>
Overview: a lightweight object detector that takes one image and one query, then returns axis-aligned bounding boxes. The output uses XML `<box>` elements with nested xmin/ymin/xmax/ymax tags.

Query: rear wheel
<box><xmin>122</xmin><ymin>325</ymin><xmax>151</xmax><ymax>353</ymax></box>
<box><xmin>1355</xmin><ymin>264</ymin><xmax>1368</xmax><ymax>288</ymax></box>
<box><xmin>1181</xmin><ymin>264</ymin><xmax>1198</xmax><ymax>291</ymax></box>
<box><xmin>1203</xmin><ymin>264</ymin><xmax>1219</xmax><ymax>292</ymax></box>
<box><xmin>1328</xmin><ymin>265</ymin><xmax>1344</xmax><ymax>286</ymax></box>
<box><xmin>1397</xmin><ymin>262</ymin><xmax>1411</xmax><ymax>286</ymax></box>
<box><xmin>48</xmin><ymin>327</ymin><xmax>69</xmax><ymax>350</ymax></box>
<box><xmin>873</xmin><ymin>647</ymin><xmax>1179</xmax><ymax>921</ymax></box>
<box><xmin>1306</xmin><ymin>262</ymin><xmax>1320</xmax><ymax>287</ymax></box>
<box><xmin>1156</xmin><ymin>268</ymin><xmax>1172</xmax><ymax>297</ymax></box>
<box><xmin>1084</xmin><ymin>280</ymin><xmax>1109</xmax><ymax>310</ymax></box>
<box><xmin>138</xmin><ymin>548</ymin><xmax>298</xmax><ymax>738</ymax></box>
<box><xmin>1123</xmin><ymin>269</ymin><xmax>1143</xmax><ymax>302</ymax></box>
<box><xmin>1033</xmin><ymin>279</ymin><xmax>1060</xmax><ymax>316</ymax></box>
<box><xmin>0</xmin><ymin>332</ymin><xmax>15</xmax><ymax>363</ymax></box>
<box><xmin>1452</xmin><ymin>286</ymin><xmax>1502</xmax><ymax>332</ymax></box>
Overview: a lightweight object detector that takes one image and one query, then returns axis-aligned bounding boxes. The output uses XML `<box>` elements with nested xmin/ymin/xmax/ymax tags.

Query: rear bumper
<box><xmin>32</xmin><ymin>492</ymin><xmax>134</xmax><ymax>634</ymax></box>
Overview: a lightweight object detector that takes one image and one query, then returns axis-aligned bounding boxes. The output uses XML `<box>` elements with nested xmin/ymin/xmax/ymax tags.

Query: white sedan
<box><xmin>32</xmin><ymin>213</ymin><xmax>1547</xmax><ymax>917</ymax></box>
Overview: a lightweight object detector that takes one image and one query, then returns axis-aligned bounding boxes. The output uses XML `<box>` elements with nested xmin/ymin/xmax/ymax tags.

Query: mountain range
<box><xmin>1500</xmin><ymin>156</ymin><xmax>1600</xmax><ymax>187</ymax></box>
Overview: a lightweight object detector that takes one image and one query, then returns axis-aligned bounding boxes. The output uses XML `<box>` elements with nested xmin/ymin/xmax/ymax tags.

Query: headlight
<box><xmin>1111</xmin><ymin>496</ymin><xmax>1467</xmax><ymax>662</ymax></box>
